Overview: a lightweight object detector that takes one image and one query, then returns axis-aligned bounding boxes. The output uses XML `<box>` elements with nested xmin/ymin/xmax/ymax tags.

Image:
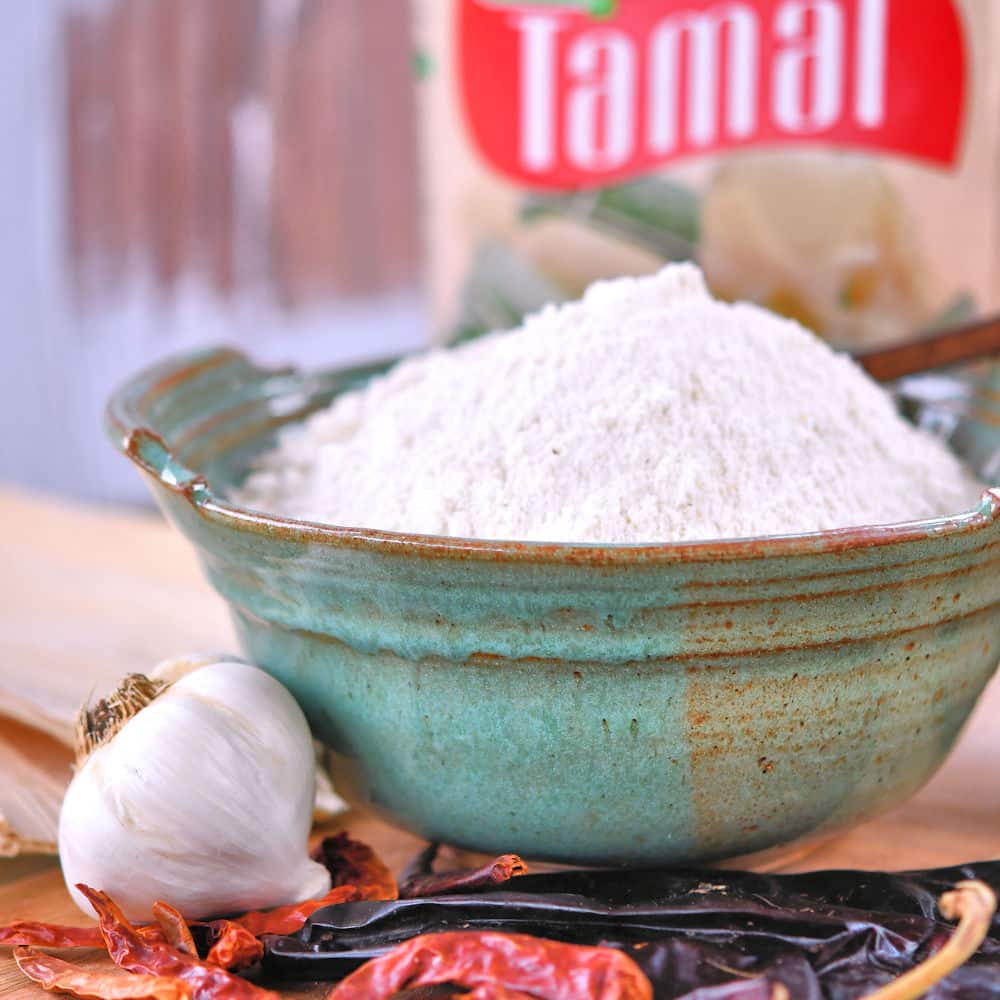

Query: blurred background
<box><xmin>2</xmin><ymin>0</ymin><xmax>423</xmax><ymax>504</ymax></box>
<box><xmin>4</xmin><ymin>0</ymin><xmax>998</xmax><ymax>507</ymax></box>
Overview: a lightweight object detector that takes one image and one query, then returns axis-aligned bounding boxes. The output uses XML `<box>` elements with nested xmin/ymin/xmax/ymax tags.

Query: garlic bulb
<box><xmin>58</xmin><ymin>659</ymin><xmax>331</xmax><ymax>921</ymax></box>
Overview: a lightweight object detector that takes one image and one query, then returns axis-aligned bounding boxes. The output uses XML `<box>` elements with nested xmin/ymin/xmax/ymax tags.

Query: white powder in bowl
<box><xmin>238</xmin><ymin>265</ymin><xmax>983</xmax><ymax>543</ymax></box>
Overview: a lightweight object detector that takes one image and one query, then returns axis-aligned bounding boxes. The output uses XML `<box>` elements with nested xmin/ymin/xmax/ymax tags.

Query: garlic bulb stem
<box><xmin>74</xmin><ymin>674</ymin><xmax>166</xmax><ymax>766</ymax></box>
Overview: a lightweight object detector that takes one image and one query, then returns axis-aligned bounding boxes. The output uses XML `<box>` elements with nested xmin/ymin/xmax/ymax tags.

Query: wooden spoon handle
<box><xmin>856</xmin><ymin>314</ymin><xmax>1000</xmax><ymax>382</ymax></box>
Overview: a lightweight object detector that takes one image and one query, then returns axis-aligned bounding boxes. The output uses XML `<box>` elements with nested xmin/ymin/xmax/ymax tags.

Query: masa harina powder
<box><xmin>238</xmin><ymin>265</ymin><xmax>983</xmax><ymax>543</ymax></box>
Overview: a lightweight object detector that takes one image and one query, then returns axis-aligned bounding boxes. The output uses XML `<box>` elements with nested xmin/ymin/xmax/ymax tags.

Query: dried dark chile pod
<box><xmin>262</xmin><ymin>861</ymin><xmax>1000</xmax><ymax>998</ymax></box>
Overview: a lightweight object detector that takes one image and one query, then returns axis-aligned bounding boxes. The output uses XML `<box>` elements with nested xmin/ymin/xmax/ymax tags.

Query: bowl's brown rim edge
<box><xmin>105</xmin><ymin>346</ymin><xmax>1000</xmax><ymax>566</ymax></box>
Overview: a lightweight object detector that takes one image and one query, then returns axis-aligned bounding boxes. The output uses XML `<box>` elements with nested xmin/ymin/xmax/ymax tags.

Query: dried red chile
<box><xmin>327</xmin><ymin>930</ymin><xmax>652</xmax><ymax>999</ymax></box>
<box><xmin>13</xmin><ymin>946</ymin><xmax>193</xmax><ymax>1000</ymax></box>
<box><xmin>263</xmin><ymin>860</ymin><xmax>1000</xmax><ymax>999</ymax></box>
<box><xmin>398</xmin><ymin>844</ymin><xmax>528</xmax><ymax>899</ymax></box>
<box><xmin>79</xmin><ymin>886</ymin><xmax>279</xmax><ymax>1000</ymax></box>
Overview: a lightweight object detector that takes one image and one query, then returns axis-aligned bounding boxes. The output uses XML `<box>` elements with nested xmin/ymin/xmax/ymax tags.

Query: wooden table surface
<box><xmin>1</xmin><ymin>486</ymin><xmax>999</xmax><ymax>997</ymax></box>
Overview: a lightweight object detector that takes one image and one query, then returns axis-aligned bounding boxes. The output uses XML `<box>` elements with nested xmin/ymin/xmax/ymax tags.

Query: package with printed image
<box><xmin>414</xmin><ymin>0</ymin><xmax>1000</xmax><ymax>351</ymax></box>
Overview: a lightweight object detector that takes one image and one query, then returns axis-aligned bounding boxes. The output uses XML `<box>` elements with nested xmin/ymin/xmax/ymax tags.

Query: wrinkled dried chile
<box><xmin>397</xmin><ymin>843</ymin><xmax>528</xmax><ymax>899</ymax></box>
<box><xmin>153</xmin><ymin>902</ymin><xmax>200</xmax><ymax>958</ymax></box>
<box><xmin>0</xmin><ymin>921</ymin><xmax>167</xmax><ymax>950</ymax></box>
<box><xmin>203</xmin><ymin>922</ymin><xmax>265</xmax><ymax>972</ymax></box>
<box><xmin>13</xmin><ymin>947</ymin><xmax>193</xmax><ymax>1000</ymax></box>
<box><xmin>327</xmin><ymin>930</ymin><xmax>652</xmax><ymax>1000</ymax></box>
<box><xmin>265</xmin><ymin>861</ymin><xmax>1000</xmax><ymax>998</ymax></box>
<box><xmin>79</xmin><ymin>886</ymin><xmax>278</xmax><ymax>1000</ymax></box>
<box><xmin>315</xmin><ymin>832</ymin><xmax>399</xmax><ymax>902</ymax></box>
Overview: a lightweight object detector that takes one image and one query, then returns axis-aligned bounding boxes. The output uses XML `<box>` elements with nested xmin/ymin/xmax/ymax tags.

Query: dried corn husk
<box><xmin>0</xmin><ymin>720</ymin><xmax>72</xmax><ymax>857</ymax></box>
<box><xmin>0</xmin><ymin>493</ymin><xmax>344</xmax><ymax>857</ymax></box>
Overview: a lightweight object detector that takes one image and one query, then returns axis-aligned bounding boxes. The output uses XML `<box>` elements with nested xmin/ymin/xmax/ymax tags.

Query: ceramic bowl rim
<box><xmin>107</xmin><ymin>346</ymin><xmax>1000</xmax><ymax>566</ymax></box>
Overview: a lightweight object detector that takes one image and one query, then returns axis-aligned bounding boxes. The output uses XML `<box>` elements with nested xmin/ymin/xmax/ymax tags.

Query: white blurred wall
<box><xmin>0</xmin><ymin>1</ymin><xmax>424</xmax><ymax>504</ymax></box>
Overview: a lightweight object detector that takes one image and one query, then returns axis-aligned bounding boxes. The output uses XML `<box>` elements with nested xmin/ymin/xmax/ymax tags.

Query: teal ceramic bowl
<box><xmin>107</xmin><ymin>347</ymin><xmax>1000</xmax><ymax>866</ymax></box>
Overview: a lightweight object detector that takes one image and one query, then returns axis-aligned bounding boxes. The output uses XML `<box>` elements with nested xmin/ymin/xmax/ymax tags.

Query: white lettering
<box><xmin>511</xmin><ymin>0</ymin><xmax>892</xmax><ymax>173</ymax></box>
<box><xmin>855</xmin><ymin>0</ymin><xmax>887</xmax><ymax>127</ymax></box>
<box><xmin>773</xmin><ymin>0</ymin><xmax>844</xmax><ymax>133</ymax></box>
<box><xmin>566</xmin><ymin>29</ymin><xmax>636</xmax><ymax>169</ymax></box>
<box><xmin>514</xmin><ymin>14</ymin><xmax>562</xmax><ymax>171</ymax></box>
<box><xmin>648</xmin><ymin>4</ymin><xmax>759</xmax><ymax>152</ymax></box>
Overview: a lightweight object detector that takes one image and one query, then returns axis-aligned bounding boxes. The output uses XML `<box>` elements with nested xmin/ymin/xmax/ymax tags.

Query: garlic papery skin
<box><xmin>58</xmin><ymin>660</ymin><xmax>331</xmax><ymax>921</ymax></box>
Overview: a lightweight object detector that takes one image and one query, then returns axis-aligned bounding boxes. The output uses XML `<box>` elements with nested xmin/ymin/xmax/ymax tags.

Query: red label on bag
<box><xmin>458</xmin><ymin>0</ymin><xmax>966</xmax><ymax>189</ymax></box>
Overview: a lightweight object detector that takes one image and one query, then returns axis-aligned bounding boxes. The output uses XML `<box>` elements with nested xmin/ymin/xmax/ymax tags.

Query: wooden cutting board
<box><xmin>2</xmin><ymin>486</ymin><xmax>999</xmax><ymax>997</ymax></box>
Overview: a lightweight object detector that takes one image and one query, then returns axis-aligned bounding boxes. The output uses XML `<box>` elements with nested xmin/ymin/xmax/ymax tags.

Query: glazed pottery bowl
<box><xmin>107</xmin><ymin>347</ymin><xmax>1000</xmax><ymax>865</ymax></box>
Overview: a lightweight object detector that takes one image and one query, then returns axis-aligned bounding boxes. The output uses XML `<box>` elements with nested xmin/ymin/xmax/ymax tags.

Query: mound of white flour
<box><xmin>239</xmin><ymin>265</ymin><xmax>982</xmax><ymax>543</ymax></box>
